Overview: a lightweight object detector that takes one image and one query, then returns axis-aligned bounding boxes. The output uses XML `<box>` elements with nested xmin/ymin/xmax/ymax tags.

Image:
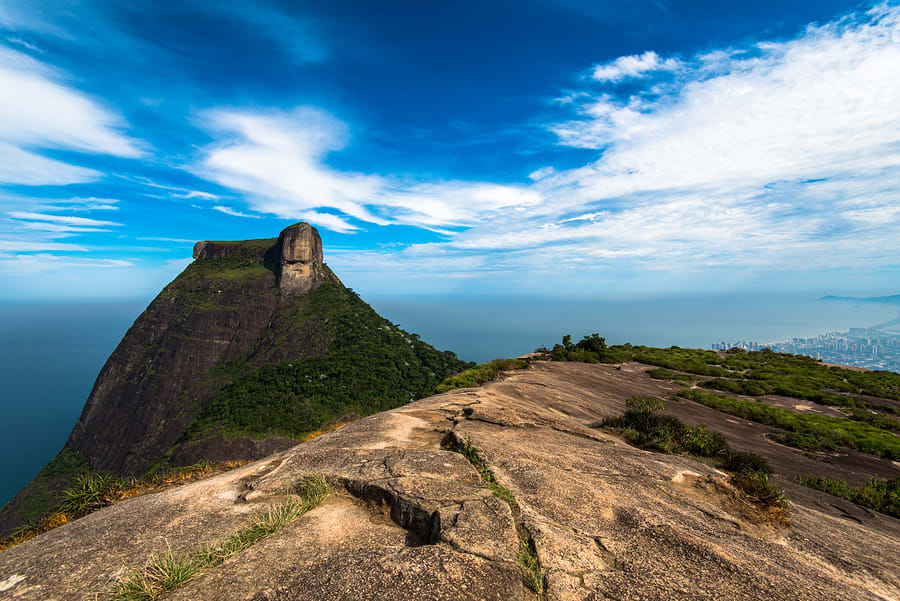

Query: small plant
<box><xmin>113</xmin><ymin>547</ymin><xmax>204</xmax><ymax>601</ymax></box>
<box><xmin>62</xmin><ymin>472</ymin><xmax>127</xmax><ymax>516</ymax></box>
<box><xmin>731</xmin><ymin>471</ymin><xmax>787</xmax><ymax>510</ymax></box>
<box><xmin>295</xmin><ymin>475</ymin><xmax>330</xmax><ymax>508</ymax></box>
<box><xmin>518</xmin><ymin>539</ymin><xmax>544</xmax><ymax>595</ymax></box>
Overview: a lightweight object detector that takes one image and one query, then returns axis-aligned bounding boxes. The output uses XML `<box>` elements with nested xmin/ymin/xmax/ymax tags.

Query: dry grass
<box><xmin>299</xmin><ymin>419</ymin><xmax>356</xmax><ymax>443</ymax></box>
<box><xmin>0</xmin><ymin>461</ymin><xmax>248</xmax><ymax>553</ymax></box>
<box><xmin>111</xmin><ymin>476</ymin><xmax>330</xmax><ymax>601</ymax></box>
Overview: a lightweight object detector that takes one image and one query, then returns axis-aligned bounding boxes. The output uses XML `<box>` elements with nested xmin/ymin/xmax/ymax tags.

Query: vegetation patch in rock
<box><xmin>435</xmin><ymin>358</ymin><xmax>529</xmax><ymax>394</ymax></box>
<box><xmin>796</xmin><ymin>475</ymin><xmax>900</xmax><ymax>518</ymax></box>
<box><xmin>677</xmin><ymin>389</ymin><xmax>900</xmax><ymax>460</ymax></box>
<box><xmin>113</xmin><ymin>476</ymin><xmax>330</xmax><ymax>600</ymax></box>
<box><xmin>455</xmin><ymin>438</ymin><xmax>543</xmax><ymax>596</ymax></box>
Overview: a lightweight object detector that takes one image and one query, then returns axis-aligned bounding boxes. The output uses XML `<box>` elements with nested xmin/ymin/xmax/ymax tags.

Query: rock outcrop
<box><xmin>192</xmin><ymin>223</ymin><xmax>330</xmax><ymax>295</ymax></box>
<box><xmin>274</xmin><ymin>222</ymin><xmax>329</xmax><ymax>295</ymax></box>
<box><xmin>0</xmin><ymin>223</ymin><xmax>469</xmax><ymax>538</ymax></box>
<box><xmin>2</xmin><ymin>361</ymin><xmax>898</xmax><ymax>600</ymax></box>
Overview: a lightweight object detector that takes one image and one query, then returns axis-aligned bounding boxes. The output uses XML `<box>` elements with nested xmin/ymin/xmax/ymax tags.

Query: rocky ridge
<box><xmin>0</xmin><ymin>223</ymin><xmax>469</xmax><ymax>538</ymax></box>
<box><xmin>2</xmin><ymin>361</ymin><xmax>897</xmax><ymax>600</ymax></box>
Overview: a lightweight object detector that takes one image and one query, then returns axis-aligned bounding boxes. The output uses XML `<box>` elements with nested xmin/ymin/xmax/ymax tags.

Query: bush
<box><xmin>684</xmin><ymin>424</ymin><xmax>729</xmax><ymax>458</ymax></box>
<box><xmin>647</xmin><ymin>368</ymin><xmax>695</xmax><ymax>383</ymax></box>
<box><xmin>625</xmin><ymin>396</ymin><xmax>665</xmax><ymax>413</ymax></box>
<box><xmin>725</xmin><ymin>451</ymin><xmax>771</xmax><ymax>474</ymax></box>
<box><xmin>678</xmin><ymin>389</ymin><xmax>900</xmax><ymax>460</ymax></box>
<box><xmin>731</xmin><ymin>471</ymin><xmax>787</xmax><ymax>510</ymax></box>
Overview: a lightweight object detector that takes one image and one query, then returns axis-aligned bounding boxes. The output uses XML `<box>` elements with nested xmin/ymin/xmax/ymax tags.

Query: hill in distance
<box><xmin>0</xmin><ymin>223</ymin><xmax>470</xmax><ymax>537</ymax></box>
<box><xmin>820</xmin><ymin>293</ymin><xmax>900</xmax><ymax>304</ymax></box>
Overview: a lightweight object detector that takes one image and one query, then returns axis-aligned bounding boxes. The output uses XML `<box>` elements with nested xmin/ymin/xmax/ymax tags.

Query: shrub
<box><xmin>684</xmin><ymin>424</ymin><xmax>730</xmax><ymax>458</ymax></box>
<box><xmin>731</xmin><ymin>471</ymin><xmax>787</xmax><ymax>510</ymax></box>
<box><xmin>626</xmin><ymin>396</ymin><xmax>665</xmax><ymax>413</ymax></box>
<box><xmin>724</xmin><ymin>451</ymin><xmax>771</xmax><ymax>474</ymax></box>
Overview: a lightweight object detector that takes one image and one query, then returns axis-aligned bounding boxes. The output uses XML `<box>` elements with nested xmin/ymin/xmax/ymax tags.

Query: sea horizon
<box><xmin>1</xmin><ymin>291</ymin><xmax>895</xmax><ymax>507</ymax></box>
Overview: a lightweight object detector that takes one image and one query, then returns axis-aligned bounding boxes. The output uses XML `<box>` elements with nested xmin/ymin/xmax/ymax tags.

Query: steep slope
<box><xmin>0</xmin><ymin>223</ymin><xmax>468</xmax><ymax>536</ymax></box>
<box><xmin>2</xmin><ymin>361</ymin><xmax>897</xmax><ymax>600</ymax></box>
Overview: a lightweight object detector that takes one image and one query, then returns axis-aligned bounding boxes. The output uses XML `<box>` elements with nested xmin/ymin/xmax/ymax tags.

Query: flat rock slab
<box><xmin>2</xmin><ymin>361</ymin><xmax>899</xmax><ymax>600</ymax></box>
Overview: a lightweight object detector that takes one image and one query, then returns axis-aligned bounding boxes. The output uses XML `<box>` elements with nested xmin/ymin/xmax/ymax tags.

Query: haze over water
<box><xmin>1</xmin><ymin>294</ymin><xmax>894</xmax><ymax>507</ymax></box>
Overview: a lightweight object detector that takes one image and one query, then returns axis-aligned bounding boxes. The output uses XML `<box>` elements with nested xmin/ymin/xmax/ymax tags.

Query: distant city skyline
<box><xmin>1</xmin><ymin>1</ymin><xmax>899</xmax><ymax>300</ymax></box>
<box><xmin>711</xmin><ymin>320</ymin><xmax>900</xmax><ymax>372</ymax></box>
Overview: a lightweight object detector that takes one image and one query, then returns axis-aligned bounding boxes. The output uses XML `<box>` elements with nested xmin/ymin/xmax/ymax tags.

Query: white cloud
<box><xmin>8</xmin><ymin>212</ymin><xmax>122</xmax><ymax>226</ymax></box>
<box><xmin>0</xmin><ymin>45</ymin><xmax>141</xmax><ymax>185</ymax></box>
<box><xmin>211</xmin><ymin>205</ymin><xmax>261</xmax><ymax>219</ymax></box>
<box><xmin>5</xmin><ymin>36</ymin><xmax>41</xmax><ymax>52</ymax></box>
<box><xmin>175</xmin><ymin>190</ymin><xmax>219</xmax><ymax>200</ymax></box>
<box><xmin>137</xmin><ymin>237</ymin><xmax>196</xmax><ymax>243</ymax></box>
<box><xmin>591</xmin><ymin>50</ymin><xmax>680</xmax><ymax>82</ymax></box>
<box><xmin>195</xmin><ymin>107</ymin><xmax>541</xmax><ymax>232</ymax></box>
<box><xmin>334</xmin><ymin>5</ymin><xmax>900</xmax><ymax>291</ymax></box>
<box><xmin>0</xmin><ymin>240</ymin><xmax>87</xmax><ymax>251</ymax></box>
<box><xmin>0</xmin><ymin>141</ymin><xmax>101</xmax><ymax>185</ymax></box>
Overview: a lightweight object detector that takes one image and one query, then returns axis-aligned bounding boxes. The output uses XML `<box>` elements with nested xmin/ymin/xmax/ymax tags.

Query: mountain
<box><xmin>820</xmin><ymin>293</ymin><xmax>900</xmax><ymax>304</ymax></box>
<box><xmin>0</xmin><ymin>223</ymin><xmax>469</xmax><ymax>537</ymax></box>
<box><xmin>2</xmin><ymin>359</ymin><xmax>898</xmax><ymax>600</ymax></box>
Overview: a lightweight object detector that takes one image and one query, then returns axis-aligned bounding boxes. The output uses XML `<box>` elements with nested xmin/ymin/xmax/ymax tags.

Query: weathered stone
<box><xmin>1</xmin><ymin>361</ymin><xmax>898</xmax><ymax>600</ymax></box>
<box><xmin>274</xmin><ymin>222</ymin><xmax>330</xmax><ymax>295</ymax></box>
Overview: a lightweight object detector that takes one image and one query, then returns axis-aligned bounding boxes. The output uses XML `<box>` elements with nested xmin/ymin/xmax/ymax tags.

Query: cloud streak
<box><xmin>195</xmin><ymin>107</ymin><xmax>541</xmax><ymax>233</ymax></box>
<box><xmin>0</xmin><ymin>45</ymin><xmax>142</xmax><ymax>185</ymax></box>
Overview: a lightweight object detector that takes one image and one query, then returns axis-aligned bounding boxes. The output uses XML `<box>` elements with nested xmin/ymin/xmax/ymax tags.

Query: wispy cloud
<box><xmin>195</xmin><ymin>107</ymin><xmax>540</xmax><ymax>233</ymax></box>
<box><xmin>0</xmin><ymin>240</ymin><xmax>88</xmax><ymax>252</ymax></box>
<box><xmin>8</xmin><ymin>212</ymin><xmax>122</xmax><ymax>227</ymax></box>
<box><xmin>335</xmin><ymin>4</ymin><xmax>900</xmax><ymax>288</ymax></box>
<box><xmin>0</xmin><ymin>45</ymin><xmax>142</xmax><ymax>185</ymax></box>
<box><xmin>211</xmin><ymin>205</ymin><xmax>261</xmax><ymax>219</ymax></box>
<box><xmin>4</xmin><ymin>36</ymin><xmax>41</xmax><ymax>52</ymax></box>
<box><xmin>590</xmin><ymin>50</ymin><xmax>680</xmax><ymax>82</ymax></box>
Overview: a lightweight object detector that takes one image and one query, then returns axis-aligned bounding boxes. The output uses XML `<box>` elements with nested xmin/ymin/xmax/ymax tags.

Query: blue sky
<box><xmin>0</xmin><ymin>0</ymin><xmax>898</xmax><ymax>301</ymax></box>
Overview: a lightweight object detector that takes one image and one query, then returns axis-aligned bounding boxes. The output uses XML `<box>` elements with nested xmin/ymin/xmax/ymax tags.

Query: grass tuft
<box><xmin>111</xmin><ymin>477</ymin><xmax>329</xmax><ymax>600</ymax></box>
<box><xmin>518</xmin><ymin>539</ymin><xmax>544</xmax><ymax>595</ymax></box>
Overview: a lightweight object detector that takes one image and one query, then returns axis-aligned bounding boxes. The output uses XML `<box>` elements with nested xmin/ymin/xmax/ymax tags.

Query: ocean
<box><xmin>0</xmin><ymin>293</ymin><xmax>895</xmax><ymax>507</ymax></box>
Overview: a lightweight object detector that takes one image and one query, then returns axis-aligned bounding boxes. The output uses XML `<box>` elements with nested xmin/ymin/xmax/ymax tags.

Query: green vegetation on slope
<box><xmin>795</xmin><ymin>475</ymin><xmax>900</xmax><ymax>518</ymax></box>
<box><xmin>435</xmin><ymin>358</ymin><xmax>529</xmax><ymax>393</ymax></box>
<box><xmin>186</xmin><ymin>283</ymin><xmax>471</xmax><ymax>439</ymax></box>
<box><xmin>603</xmin><ymin>398</ymin><xmax>788</xmax><ymax>516</ymax></box>
<box><xmin>9</xmin><ymin>449</ymin><xmax>90</xmax><ymax>528</ymax></box>
<box><xmin>542</xmin><ymin>335</ymin><xmax>900</xmax><ymax>411</ymax></box>
<box><xmin>678</xmin><ymin>389</ymin><xmax>900</xmax><ymax>460</ymax></box>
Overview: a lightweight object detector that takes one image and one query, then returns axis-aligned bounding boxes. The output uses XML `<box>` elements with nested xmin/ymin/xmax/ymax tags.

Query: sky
<box><xmin>1</xmin><ymin>0</ymin><xmax>899</xmax><ymax>301</ymax></box>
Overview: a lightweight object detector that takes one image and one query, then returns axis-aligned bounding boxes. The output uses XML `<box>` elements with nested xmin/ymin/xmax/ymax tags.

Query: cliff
<box><xmin>0</xmin><ymin>223</ymin><xmax>469</xmax><ymax>537</ymax></box>
<box><xmin>2</xmin><ymin>361</ymin><xmax>898</xmax><ymax>600</ymax></box>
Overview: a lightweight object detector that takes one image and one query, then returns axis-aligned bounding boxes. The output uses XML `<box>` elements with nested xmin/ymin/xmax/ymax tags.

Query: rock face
<box><xmin>192</xmin><ymin>223</ymin><xmax>330</xmax><ymax>295</ymax></box>
<box><xmin>0</xmin><ymin>223</ymin><xmax>469</xmax><ymax>537</ymax></box>
<box><xmin>1</xmin><ymin>361</ymin><xmax>898</xmax><ymax>600</ymax></box>
<box><xmin>66</xmin><ymin>223</ymin><xmax>341</xmax><ymax>477</ymax></box>
<box><xmin>274</xmin><ymin>222</ymin><xmax>328</xmax><ymax>295</ymax></box>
